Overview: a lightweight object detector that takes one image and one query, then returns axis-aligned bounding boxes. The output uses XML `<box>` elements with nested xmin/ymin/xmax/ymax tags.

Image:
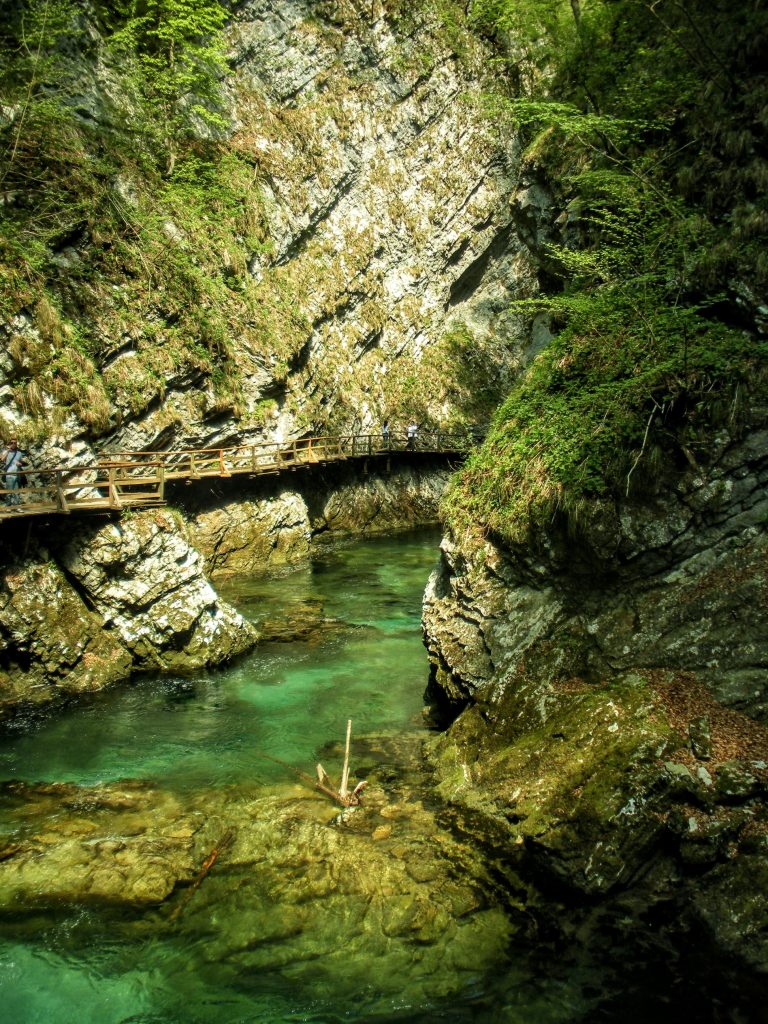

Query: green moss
<box><xmin>442</xmin><ymin>1</ymin><xmax>768</xmax><ymax>544</ymax></box>
<box><xmin>445</xmin><ymin>287</ymin><xmax>768</xmax><ymax>543</ymax></box>
<box><xmin>429</xmin><ymin>671</ymin><xmax>677</xmax><ymax>890</ymax></box>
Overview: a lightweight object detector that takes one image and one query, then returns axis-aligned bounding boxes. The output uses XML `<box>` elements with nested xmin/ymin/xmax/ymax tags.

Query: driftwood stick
<box><xmin>169</xmin><ymin>828</ymin><xmax>235</xmax><ymax>923</ymax></box>
<box><xmin>340</xmin><ymin>719</ymin><xmax>352</xmax><ymax>799</ymax></box>
<box><xmin>256</xmin><ymin>739</ymin><xmax>366</xmax><ymax>809</ymax></box>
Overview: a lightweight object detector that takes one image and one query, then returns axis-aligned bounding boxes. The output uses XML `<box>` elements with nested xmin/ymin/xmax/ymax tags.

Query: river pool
<box><xmin>0</xmin><ymin>529</ymin><xmax>728</xmax><ymax>1024</ymax></box>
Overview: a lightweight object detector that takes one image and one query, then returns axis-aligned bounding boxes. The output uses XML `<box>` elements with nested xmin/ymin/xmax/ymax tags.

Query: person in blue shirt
<box><xmin>2</xmin><ymin>438</ymin><xmax>26</xmax><ymax>506</ymax></box>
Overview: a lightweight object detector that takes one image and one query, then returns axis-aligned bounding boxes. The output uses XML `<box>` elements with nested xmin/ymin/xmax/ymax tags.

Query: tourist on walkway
<box><xmin>2</xmin><ymin>438</ymin><xmax>26</xmax><ymax>506</ymax></box>
<box><xmin>382</xmin><ymin>420</ymin><xmax>390</xmax><ymax>447</ymax></box>
<box><xmin>406</xmin><ymin>421</ymin><xmax>418</xmax><ymax>450</ymax></box>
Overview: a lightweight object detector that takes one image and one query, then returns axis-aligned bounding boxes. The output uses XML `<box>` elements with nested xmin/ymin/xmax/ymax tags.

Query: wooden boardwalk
<box><xmin>0</xmin><ymin>431</ymin><xmax>470</xmax><ymax>522</ymax></box>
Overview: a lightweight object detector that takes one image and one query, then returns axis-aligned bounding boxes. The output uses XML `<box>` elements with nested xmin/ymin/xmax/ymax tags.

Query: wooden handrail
<box><xmin>0</xmin><ymin>430</ymin><xmax>477</xmax><ymax>521</ymax></box>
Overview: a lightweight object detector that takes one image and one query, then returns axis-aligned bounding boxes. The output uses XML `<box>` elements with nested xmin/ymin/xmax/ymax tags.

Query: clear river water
<box><xmin>0</xmin><ymin>529</ymin><xmax>735</xmax><ymax>1024</ymax></box>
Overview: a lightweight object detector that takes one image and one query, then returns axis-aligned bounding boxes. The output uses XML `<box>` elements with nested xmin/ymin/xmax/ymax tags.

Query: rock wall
<box><xmin>2</xmin><ymin>0</ymin><xmax>537</xmax><ymax>465</ymax></box>
<box><xmin>422</xmin><ymin>415</ymin><xmax>768</xmax><ymax>978</ymax></box>
<box><xmin>0</xmin><ymin>510</ymin><xmax>257</xmax><ymax>720</ymax></box>
<box><xmin>0</xmin><ymin>457</ymin><xmax>450</xmax><ymax>718</ymax></box>
<box><xmin>185</xmin><ymin>461</ymin><xmax>451</xmax><ymax>576</ymax></box>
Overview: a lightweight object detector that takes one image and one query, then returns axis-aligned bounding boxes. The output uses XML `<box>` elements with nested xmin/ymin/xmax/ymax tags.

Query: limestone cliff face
<box><xmin>422</xmin><ymin>414</ymin><xmax>768</xmax><ymax>971</ymax></box>
<box><xmin>0</xmin><ymin>0</ymin><xmax>531</xmax><ymax>714</ymax></box>
<box><xmin>187</xmin><ymin>462</ymin><xmax>451</xmax><ymax>576</ymax></box>
<box><xmin>2</xmin><ymin>0</ymin><xmax>536</xmax><ymax>467</ymax></box>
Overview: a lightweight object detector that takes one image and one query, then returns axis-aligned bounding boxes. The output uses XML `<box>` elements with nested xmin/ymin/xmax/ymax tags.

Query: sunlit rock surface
<box><xmin>2</xmin><ymin>1</ymin><xmax>538</xmax><ymax>457</ymax></box>
<box><xmin>57</xmin><ymin>511</ymin><xmax>258</xmax><ymax>672</ymax></box>
<box><xmin>187</xmin><ymin>463</ymin><xmax>451</xmax><ymax>576</ymax></box>
<box><xmin>0</xmin><ymin>510</ymin><xmax>257</xmax><ymax>718</ymax></box>
<box><xmin>0</xmin><ymin>560</ymin><xmax>132</xmax><ymax>715</ymax></box>
<box><xmin>0</xmin><ymin>736</ymin><xmax>519</xmax><ymax>1011</ymax></box>
<box><xmin>422</xmin><ymin>419</ymin><xmax>768</xmax><ymax>978</ymax></box>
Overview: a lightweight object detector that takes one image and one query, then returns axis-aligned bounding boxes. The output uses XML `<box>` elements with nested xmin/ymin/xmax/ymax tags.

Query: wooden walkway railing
<box><xmin>0</xmin><ymin>430</ymin><xmax>471</xmax><ymax>522</ymax></box>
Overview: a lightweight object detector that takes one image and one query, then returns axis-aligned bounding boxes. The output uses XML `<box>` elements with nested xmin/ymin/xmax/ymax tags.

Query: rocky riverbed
<box><xmin>0</xmin><ymin>735</ymin><xmax>520</xmax><ymax>1018</ymax></box>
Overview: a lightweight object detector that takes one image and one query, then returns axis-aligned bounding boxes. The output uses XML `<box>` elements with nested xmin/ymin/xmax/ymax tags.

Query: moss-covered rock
<box><xmin>0</xmin><ymin>559</ymin><xmax>132</xmax><ymax>717</ymax></box>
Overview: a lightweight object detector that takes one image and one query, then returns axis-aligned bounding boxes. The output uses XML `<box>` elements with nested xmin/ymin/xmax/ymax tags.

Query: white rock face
<box><xmin>3</xmin><ymin>1</ymin><xmax>539</xmax><ymax>458</ymax></box>
<box><xmin>220</xmin><ymin>0</ymin><xmax>536</xmax><ymax>441</ymax></box>
<box><xmin>58</xmin><ymin>511</ymin><xmax>258</xmax><ymax>671</ymax></box>
<box><xmin>0</xmin><ymin>558</ymin><xmax>132</xmax><ymax>716</ymax></box>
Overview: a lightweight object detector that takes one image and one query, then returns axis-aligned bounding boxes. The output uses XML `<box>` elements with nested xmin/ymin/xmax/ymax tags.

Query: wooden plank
<box><xmin>0</xmin><ymin>433</ymin><xmax>473</xmax><ymax>522</ymax></box>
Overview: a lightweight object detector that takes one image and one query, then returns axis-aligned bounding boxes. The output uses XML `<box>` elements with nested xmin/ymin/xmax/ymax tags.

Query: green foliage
<box><xmin>425</xmin><ymin>322</ymin><xmax>515</xmax><ymax>422</ymax></box>
<box><xmin>0</xmin><ymin>0</ymin><xmax>269</xmax><ymax>431</ymax></box>
<box><xmin>447</xmin><ymin>300</ymin><xmax>765</xmax><ymax>541</ymax></box>
<box><xmin>109</xmin><ymin>0</ymin><xmax>228</xmax><ymax>173</ymax></box>
<box><xmin>447</xmin><ymin>0</ymin><xmax>768</xmax><ymax>542</ymax></box>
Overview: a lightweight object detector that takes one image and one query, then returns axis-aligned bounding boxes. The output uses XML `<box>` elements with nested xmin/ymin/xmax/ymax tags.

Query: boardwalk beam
<box><xmin>0</xmin><ymin>432</ymin><xmax>473</xmax><ymax>522</ymax></box>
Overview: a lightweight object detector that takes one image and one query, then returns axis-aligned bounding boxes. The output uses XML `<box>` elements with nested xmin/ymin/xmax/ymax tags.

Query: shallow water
<box><xmin>0</xmin><ymin>532</ymin><xmax>439</xmax><ymax>794</ymax></box>
<box><xmin>0</xmin><ymin>529</ymin><xmax>545</xmax><ymax>1024</ymax></box>
<box><xmin>0</xmin><ymin>530</ymin><xmax>739</xmax><ymax>1024</ymax></box>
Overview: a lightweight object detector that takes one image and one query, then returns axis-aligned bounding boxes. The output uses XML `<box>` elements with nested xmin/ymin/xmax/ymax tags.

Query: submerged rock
<box><xmin>0</xmin><ymin>738</ymin><xmax>522</xmax><ymax>1012</ymax></box>
<box><xmin>0</xmin><ymin>780</ymin><xmax>202</xmax><ymax>909</ymax></box>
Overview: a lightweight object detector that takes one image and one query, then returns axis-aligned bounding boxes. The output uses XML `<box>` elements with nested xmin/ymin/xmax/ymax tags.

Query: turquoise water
<box><xmin>1</xmin><ymin>530</ymin><xmax>553</xmax><ymax>1024</ymax></box>
<box><xmin>0</xmin><ymin>531</ymin><xmax>738</xmax><ymax>1023</ymax></box>
<box><xmin>0</xmin><ymin>533</ymin><xmax>437</xmax><ymax>792</ymax></box>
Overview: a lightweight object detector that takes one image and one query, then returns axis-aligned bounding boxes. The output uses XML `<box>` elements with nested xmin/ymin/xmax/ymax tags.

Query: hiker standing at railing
<box><xmin>406</xmin><ymin>421</ymin><xmax>418</xmax><ymax>451</ymax></box>
<box><xmin>2</xmin><ymin>437</ymin><xmax>27</xmax><ymax>507</ymax></box>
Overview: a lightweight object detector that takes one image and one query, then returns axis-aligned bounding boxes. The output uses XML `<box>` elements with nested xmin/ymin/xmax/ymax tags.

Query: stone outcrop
<box><xmin>187</xmin><ymin>463</ymin><xmax>451</xmax><ymax>576</ymax></box>
<box><xmin>0</xmin><ymin>510</ymin><xmax>257</xmax><ymax>719</ymax></box>
<box><xmin>57</xmin><ymin>511</ymin><xmax>257</xmax><ymax>672</ymax></box>
<box><xmin>0</xmin><ymin>559</ymin><xmax>132</xmax><ymax>717</ymax></box>
<box><xmin>422</xmin><ymin>416</ymin><xmax>768</xmax><ymax>980</ymax></box>
<box><xmin>189</xmin><ymin>491</ymin><xmax>312</xmax><ymax>577</ymax></box>
<box><xmin>425</xmin><ymin>418</ymin><xmax>768</xmax><ymax>715</ymax></box>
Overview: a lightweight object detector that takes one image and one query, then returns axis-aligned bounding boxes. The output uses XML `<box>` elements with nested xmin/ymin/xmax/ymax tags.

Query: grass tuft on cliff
<box><xmin>445</xmin><ymin>0</ymin><xmax>768</xmax><ymax>544</ymax></box>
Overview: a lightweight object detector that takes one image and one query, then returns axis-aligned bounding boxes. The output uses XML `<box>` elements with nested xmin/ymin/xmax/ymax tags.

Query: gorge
<box><xmin>0</xmin><ymin>0</ymin><xmax>766</xmax><ymax>1020</ymax></box>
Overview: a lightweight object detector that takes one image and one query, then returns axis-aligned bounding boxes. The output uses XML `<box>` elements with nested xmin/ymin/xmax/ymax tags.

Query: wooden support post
<box><xmin>56</xmin><ymin>471</ymin><xmax>69</xmax><ymax>513</ymax></box>
<box><xmin>109</xmin><ymin>468</ymin><xmax>124</xmax><ymax>507</ymax></box>
<box><xmin>158</xmin><ymin>464</ymin><xmax>165</xmax><ymax>502</ymax></box>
